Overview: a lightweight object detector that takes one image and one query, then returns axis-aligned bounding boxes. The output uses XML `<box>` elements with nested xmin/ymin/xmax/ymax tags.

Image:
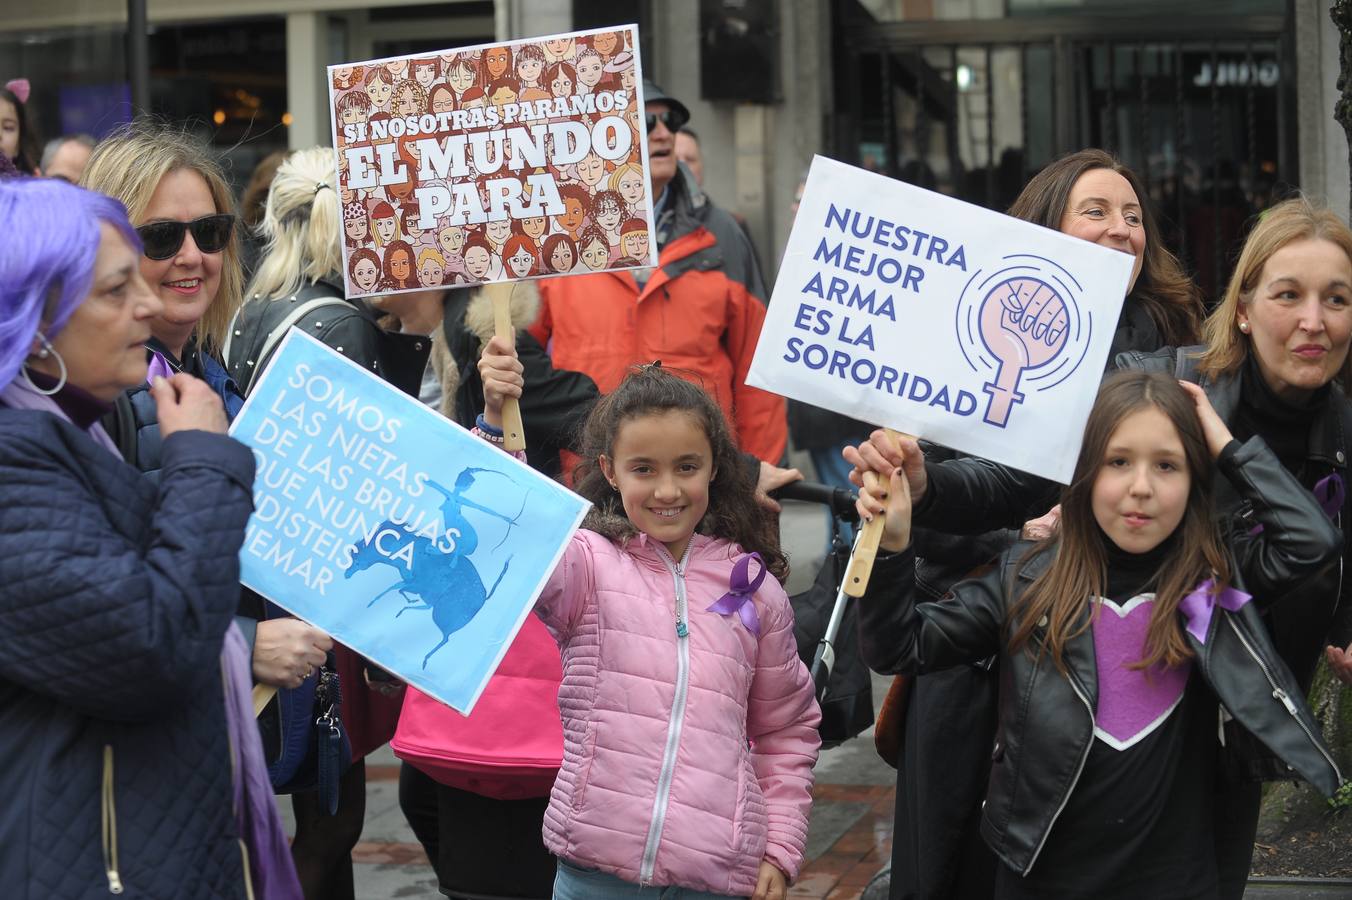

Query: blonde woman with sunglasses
<box><xmin>81</xmin><ymin>122</ymin><xmax>334</xmax><ymax>696</ymax></box>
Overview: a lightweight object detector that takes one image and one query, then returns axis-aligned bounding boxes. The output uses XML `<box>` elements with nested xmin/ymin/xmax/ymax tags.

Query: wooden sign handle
<box><xmin>485</xmin><ymin>283</ymin><xmax>526</xmax><ymax>452</ymax></box>
<box><xmin>843</xmin><ymin>428</ymin><xmax>907</xmax><ymax>598</ymax></box>
<box><xmin>253</xmin><ymin>684</ymin><xmax>277</xmax><ymax>718</ymax></box>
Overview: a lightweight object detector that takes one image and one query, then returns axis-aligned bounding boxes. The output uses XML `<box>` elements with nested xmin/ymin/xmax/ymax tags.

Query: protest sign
<box><xmin>329</xmin><ymin>26</ymin><xmax>655</xmax><ymax>298</ymax></box>
<box><xmin>748</xmin><ymin>155</ymin><xmax>1134</xmax><ymax>483</ymax></box>
<box><xmin>229</xmin><ymin>330</ymin><xmax>589</xmax><ymax>713</ymax></box>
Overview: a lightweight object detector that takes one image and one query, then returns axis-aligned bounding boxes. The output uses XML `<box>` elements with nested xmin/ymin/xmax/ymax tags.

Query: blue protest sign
<box><xmin>228</xmin><ymin>330</ymin><xmax>589</xmax><ymax>713</ymax></box>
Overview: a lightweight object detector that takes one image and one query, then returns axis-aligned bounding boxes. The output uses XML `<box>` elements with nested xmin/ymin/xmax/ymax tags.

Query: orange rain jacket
<box><xmin>530</xmin><ymin>167</ymin><xmax>787</xmax><ymax>464</ymax></box>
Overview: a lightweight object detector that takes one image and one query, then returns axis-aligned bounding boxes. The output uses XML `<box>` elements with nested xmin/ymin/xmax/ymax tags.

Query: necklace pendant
<box><xmin>676</xmin><ymin>621</ymin><xmax>688</xmax><ymax>638</ymax></box>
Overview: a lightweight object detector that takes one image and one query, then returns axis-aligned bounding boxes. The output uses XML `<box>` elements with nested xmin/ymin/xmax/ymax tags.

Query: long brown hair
<box><xmin>1008</xmin><ymin>149</ymin><xmax>1202</xmax><ymax>347</ymax></box>
<box><xmin>1007</xmin><ymin>371</ymin><xmax>1230</xmax><ymax>671</ymax></box>
<box><xmin>571</xmin><ymin>365</ymin><xmax>789</xmax><ymax>582</ymax></box>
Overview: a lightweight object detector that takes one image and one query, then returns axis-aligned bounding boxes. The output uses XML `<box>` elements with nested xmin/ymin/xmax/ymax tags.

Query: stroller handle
<box><xmin>770</xmin><ymin>481</ymin><xmax>859</xmax><ymax>521</ymax></box>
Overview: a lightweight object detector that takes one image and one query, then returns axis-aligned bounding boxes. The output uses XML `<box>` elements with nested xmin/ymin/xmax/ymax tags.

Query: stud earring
<box><xmin>1238</xmin><ymin>322</ymin><xmax>1250</xmax><ymax>334</ymax></box>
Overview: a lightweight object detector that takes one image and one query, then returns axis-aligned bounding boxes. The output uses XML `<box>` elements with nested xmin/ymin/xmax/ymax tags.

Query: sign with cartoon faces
<box><xmin>328</xmin><ymin>25</ymin><xmax>655</xmax><ymax>298</ymax></box>
<box><xmin>229</xmin><ymin>331</ymin><xmax>589</xmax><ymax>713</ymax></box>
<box><xmin>748</xmin><ymin>156</ymin><xmax>1133</xmax><ymax>483</ymax></box>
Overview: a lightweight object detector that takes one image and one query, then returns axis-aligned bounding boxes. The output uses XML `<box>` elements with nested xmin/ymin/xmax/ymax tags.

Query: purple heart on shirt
<box><xmin>1091</xmin><ymin>596</ymin><xmax>1188</xmax><ymax>751</ymax></box>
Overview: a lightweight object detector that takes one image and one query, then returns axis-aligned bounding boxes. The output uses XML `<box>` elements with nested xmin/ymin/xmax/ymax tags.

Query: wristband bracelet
<box><xmin>475</xmin><ymin>412</ymin><xmax>505</xmax><ymax>437</ymax></box>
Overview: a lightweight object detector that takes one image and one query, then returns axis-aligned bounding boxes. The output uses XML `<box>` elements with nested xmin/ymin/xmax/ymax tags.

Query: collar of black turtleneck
<box><xmin>25</xmin><ymin>369</ymin><xmax>114</xmax><ymax>430</ymax></box>
<box><xmin>1100</xmin><ymin>528</ymin><xmax>1176</xmax><ymax>602</ymax></box>
<box><xmin>1230</xmin><ymin>354</ymin><xmax>1329</xmax><ymax>474</ymax></box>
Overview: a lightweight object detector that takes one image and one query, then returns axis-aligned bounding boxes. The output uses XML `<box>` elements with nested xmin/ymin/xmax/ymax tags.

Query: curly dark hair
<box><xmin>571</xmin><ymin>365</ymin><xmax>789</xmax><ymax>582</ymax></box>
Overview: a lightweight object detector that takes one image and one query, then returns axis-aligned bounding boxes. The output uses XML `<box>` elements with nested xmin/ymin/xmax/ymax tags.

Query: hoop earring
<box><xmin>19</xmin><ymin>333</ymin><xmax>67</xmax><ymax>396</ymax></box>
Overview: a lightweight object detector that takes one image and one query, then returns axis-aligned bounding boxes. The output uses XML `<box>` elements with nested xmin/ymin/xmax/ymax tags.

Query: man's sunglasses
<box><xmin>136</xmin><ymin>214</ymin><xmax>235</xmax><ymax>261</ymax></box>
<box><xmin>645</xmin><ymin>107</ymin><xmax>690</xmax><ymax>134</ymax></box>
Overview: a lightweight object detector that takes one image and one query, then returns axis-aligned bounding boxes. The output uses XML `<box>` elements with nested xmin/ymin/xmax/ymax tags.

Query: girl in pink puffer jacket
<box><xmin>480</xmin><ymin>358</ymin><xmax>821</xmax><ymax>900</ymax></box>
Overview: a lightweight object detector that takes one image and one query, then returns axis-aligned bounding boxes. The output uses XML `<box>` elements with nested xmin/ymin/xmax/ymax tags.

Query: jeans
<box><xmin>552</xmin><ymin>858</ymin><xmax>745</xmax><ymax>899</ymax></box>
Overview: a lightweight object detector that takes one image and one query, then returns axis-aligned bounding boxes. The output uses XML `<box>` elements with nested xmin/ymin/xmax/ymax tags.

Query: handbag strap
<box><xmin>227</xmin><ymin>294</ymin><xmax>352</xmax><ymax>395</ymax></box>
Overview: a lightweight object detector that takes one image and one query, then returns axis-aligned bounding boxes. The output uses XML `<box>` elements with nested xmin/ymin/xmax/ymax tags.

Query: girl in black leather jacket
<box><xmin>854</xmin><ymin>372</ymin><xmax>1342</xmax><ymax>900</ymax></box>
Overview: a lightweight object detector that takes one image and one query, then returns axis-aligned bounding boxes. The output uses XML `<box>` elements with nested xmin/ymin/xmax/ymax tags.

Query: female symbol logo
<box><xmin>976</xmin><ymin>276</ymin><xmax>1069</xmax><ymax>426</ymax></box>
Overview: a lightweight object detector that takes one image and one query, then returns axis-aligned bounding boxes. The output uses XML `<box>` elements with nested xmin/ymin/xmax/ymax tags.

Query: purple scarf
<box><xmin>1</xmin><ymin>377</ymin><xmax>301</xmax><ymax>899</ymax></box>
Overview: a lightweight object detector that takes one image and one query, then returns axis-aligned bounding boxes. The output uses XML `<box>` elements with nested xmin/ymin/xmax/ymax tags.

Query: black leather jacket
<box><xmin>915</xmin><ymin>346</ymin><xmax>1352</xmax><ymax>691</ymax></box>
<box><xmin>863</xmin><ymin>437</ymin><xmax>1343</xmax><ymax>877</ymax></box>
<box><xmin>224</xmin><ymin>277</ymin><xmax>430</xmax><ymax>399</ymax></box>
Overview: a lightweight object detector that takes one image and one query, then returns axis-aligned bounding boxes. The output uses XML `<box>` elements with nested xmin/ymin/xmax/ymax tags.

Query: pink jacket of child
<box><xmin>536</xmin><ymin>528</ymin><xmax>821</xmax><ymax>896</ymax></box>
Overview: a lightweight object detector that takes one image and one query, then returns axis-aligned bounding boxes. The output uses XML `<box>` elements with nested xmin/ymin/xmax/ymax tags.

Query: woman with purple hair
<box><xmin>0</xmin><ymin>178</ymin><xmax>300</xmax><ymax>898</ymax></box>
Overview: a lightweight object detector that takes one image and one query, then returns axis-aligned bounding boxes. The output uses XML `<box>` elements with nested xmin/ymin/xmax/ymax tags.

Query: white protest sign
<box><xmin>748</xmin><ymin>155</ymin><xmax>1134</xmax><ymax>483</ymax></box>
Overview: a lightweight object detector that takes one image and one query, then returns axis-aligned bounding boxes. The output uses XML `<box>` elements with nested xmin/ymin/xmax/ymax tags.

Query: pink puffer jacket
<box><xmin>536</xmin><ymin>529</ymin><xmax>821</xmax><ymax>896</ymax></box>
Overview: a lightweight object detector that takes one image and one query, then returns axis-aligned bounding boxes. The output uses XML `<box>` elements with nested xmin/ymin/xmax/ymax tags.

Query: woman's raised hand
<box><xmin>852</xmin><ymin>436</ymin><xmax>914</xmax><ymax>553</ymax></box>
<box><xmin>477</xmin><ymin>334</ymin><xmax>523</xmax><ymax>429</ymax></box>
<box><xmin>152</xmin><ymin>373</ymin><xmax>228</xmax><ymax>436</ymax></box>
<box><xmin>842</xmin><ymin>428</ymin><xmax>928</xmax><ymax>505</ymax></box>
<box><xmin>1178</xmin><ymin>380</ymin><xmax>1235</xmax><ymax>458</ymax></box>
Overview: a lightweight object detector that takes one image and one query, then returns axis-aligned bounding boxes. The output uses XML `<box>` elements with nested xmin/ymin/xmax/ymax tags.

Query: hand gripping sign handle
<box><xmin>486</xmin><ymin>282</ymin><xmax>526</xmax><ymax>451</ymax></box>
<box><xmin>843</xmin><ymin>429</ymin><xmax>905</xmax><ymax>598</ymax></box>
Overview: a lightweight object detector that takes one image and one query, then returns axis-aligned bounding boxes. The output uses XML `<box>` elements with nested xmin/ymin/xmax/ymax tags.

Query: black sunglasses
<box><xmin>645</xmin><ymin>107</ymin><xmax>689</xmax><ymax>134</ymax></box>
<box><xmin>136</xmin><ymin>214</ymin><xmax>235</xmax><ymax>261</ymax></box>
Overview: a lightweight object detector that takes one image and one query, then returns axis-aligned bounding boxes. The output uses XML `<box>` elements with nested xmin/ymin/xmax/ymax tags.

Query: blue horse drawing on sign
<box><xmin>344</xmin><ymin>468</ymin><xmax>526</xmax><ymax>668</ymax></box>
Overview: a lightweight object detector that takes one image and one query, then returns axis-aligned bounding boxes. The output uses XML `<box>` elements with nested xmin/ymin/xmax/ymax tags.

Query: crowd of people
<box><xmin>1</xmin><ymin>45</ymin><xmax>1351</xmax><ymax>900</ymax></box>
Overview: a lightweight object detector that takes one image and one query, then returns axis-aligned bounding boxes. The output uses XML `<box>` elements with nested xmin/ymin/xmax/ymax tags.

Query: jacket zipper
<box><xmin>1023</xmin><ymin>665</ymin><xmax>1095</xmax><ymax>875</ymax></box>
<box><xmin>1222</xmin><ymin>616</ymin><xmax>1343</xmax><ymax>782</ymax></box>
<box><xmin>639</xmin><ymin>541</ymin><xmax>694</xmax><ymax>884</ymax></box>
<box><xmin>101</xmin><ymin>745</ymin><xmax>123</xmax><ymax>894</ymax></box>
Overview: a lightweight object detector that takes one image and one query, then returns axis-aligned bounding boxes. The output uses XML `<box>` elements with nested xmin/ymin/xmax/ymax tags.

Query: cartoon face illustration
<box><xmin>617</xmin><ymin>168</ymin><xmax>645</xmax><ymax>206</ymax></box>
<box><xmin>593</xmin><ymin>32</ymin><xmax>619</xmax><ymax>60</ymax></box>
<box><xmin>430</xmin><ymin>85</ymin><xmax>455</xmax><ymax>115</ymax></box>
<box><xmin>506</xmin><ymin>245</ymin><xmax>535</xmax><ymax>278</ymax></box>
<box><xmin>622</xmin><ymin>230</ymin><xmax>649</xmax><ymax>261</ymax></box>
<box><xmin>340</xmin><ymin>102</ymin><xmax>368</xmax><ymax>129</ymax></box>
<box><xmin>389</xmin><ymin>248</ymin><xmax>412</xmax><ymax>283</ymax></box>
<box><xmin>595</xmin><ymin>200</ymin><xmax>623</xmax><ymax>233</ymax></box>
<box><xmin>404</xmin><ymin>218</ymin><xmax>424</xmax><ymax>240</ymax></box>
<box><xmin>414</xmin><ymin>61</ymin><xmax>438</xmax><ymax>89</ymax></box>
<box><xmin>333</xmin><ymin>66</ymin><xmax>354</xmax><ymax>88</ymax></box>
<box><xmin>549</xmin><ymin>239</ymin><xmax>574</xmax><ymax>273</ymax></box>
<box><xmin>392</xmin><ymin>83</ymin><xmax>423</xmax><ymax>118</ymax></box>
<box><xmin>448</xmin><ymin>60</ymin><xmax>477</xmax><ymax>95</ymax></box>
<box><xmin>575</xmin><ymin>50</ymin><xmax>604</xmax><ymax>89</ymax></box>
<box><xmin>555</xmin><ymin>197</ymin><xmax>586</xmax><ymax>234</ymax></box>
<box><xmin>545</xmin><ymin>38</ymin><xmax>575</xmax><ymax>61</ymax></box>
<box><xmin>385</xmin><ymin>59</ymin><xmax>409</xmax><ymax>80</ymax></box>
<box><xmin>464</xmin><ymin>245</ymin><xmax>492</xmax><ymax>280</ymax></box>
<box><xmin>578</xmin><ymin>152</ymin><xmax>606</xmax><ymax>189</ymax></box>
<box><xmin>366</xmin><ymin>74</ymin><xmax>393</xmax><ymax>108</ymax></box>
<box><xmin>521</xmin><ymin>216</ymin><xmax>547</xmax><ymax>240</ymax></box>
<box><xmin>580</xmin><ymin>237</ymin><xmax>609</xmax><ymax>271</ymax></box>
<box><xmin>419</xmin><ymin>256</ymin><xmax>445</xmax><ymax>286</ymax></box>
<box><xmin>354</xmin><ymin>257</ymin><xmax>380</xmax><ymax>292</ymax></box>
<box><xmin>375</xmin><ymin>213</ymin><xmax>397</xmax><ymax>244</ymax></box>
<box><xmin>438</xmin><ymin>225</ymin><xmax>466</xmax><ymax>256</ymax></box>
<box><xmin>484</xmin><ymin>47</ymin><xmax>511</xmax><ymax>80</ymax></box>
<box><xmin>489</xmin><ymin>84</ymin><xmax>517</xmax><ymax>107</ymax></box>
<box><xmin>517</xmin><ymin>56</ymin><xmax>543</xmax><ymax>86</ymax></box>
<box><xmin>621</xmin><ymin>67</ymin><xmax>636</xmax><ymax>93</ymax></box>
<box><xmin>549</xmin><ymin>67</ymin><xmax>573</xmax><ymax>98</ymax></box>
<box><xmin>345</xmin><ymin>216</ymin><xmax>368</xmax><ymax>244</ymax></box>
<box><xmin>485</xmin><ymin>219</ymin><xmax>512</xmax><ymax>249</ymax></box>
<box><xmin>461</xmin><ymin>93</ymin><xmax>485</xmax><ymax>110</ymax></box>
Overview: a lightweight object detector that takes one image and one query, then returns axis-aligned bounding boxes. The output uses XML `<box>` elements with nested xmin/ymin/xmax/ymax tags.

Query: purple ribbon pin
<box><xmin>1179</xmin><ymin>578</ymin><xmax>1253</xmax><ymax>644</ymax></box>
<box><xmin>706</xmin><ymin>552</ymin><xmax>766</xmax><ymax>637</ymax></box>
<box><xmin>1249</xmin><ymin>472</ymin><xmax>1344</xmax><ymax>535</ymax></box>
<box><xmin>145</xmin><ymin>348</ymin><xmax>175</xmax><ymax>384</ymax></box>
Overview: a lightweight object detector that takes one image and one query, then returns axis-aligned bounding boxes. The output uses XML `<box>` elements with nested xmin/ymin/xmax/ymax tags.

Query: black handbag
<box><xmin>255</xmin><ymin>607</ymin><xmax>353</xmax><ymax>815</ymax></box>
